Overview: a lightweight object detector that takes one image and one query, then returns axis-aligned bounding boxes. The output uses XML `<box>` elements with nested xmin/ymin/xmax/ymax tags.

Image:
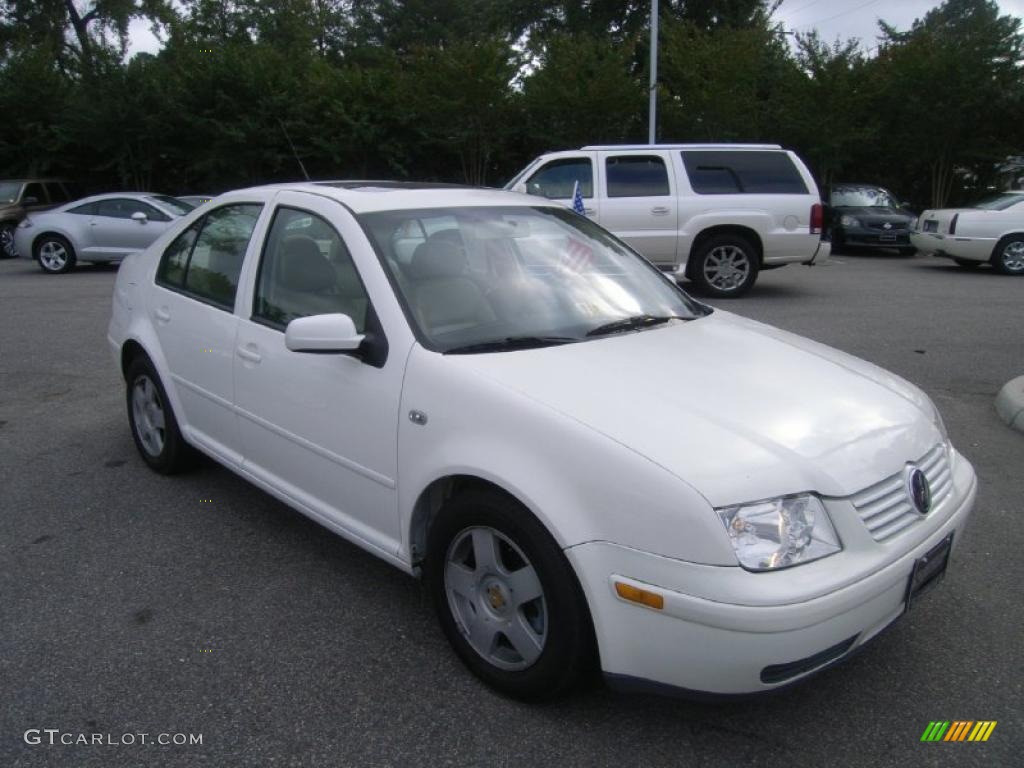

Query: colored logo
<box><xmin>921</xmin><ymin>721</ymin><xmax>997</xmax><ymax>742</ymax></box>
<box><xmin>907</xmin><ymin>467</ymin><xmax>932</xmax><ymax>515</ymax></box>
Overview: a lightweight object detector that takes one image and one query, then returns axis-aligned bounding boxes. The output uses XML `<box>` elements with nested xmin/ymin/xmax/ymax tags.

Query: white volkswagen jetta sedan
<box><xmin>108</xmin><ymin>182</ymin><xmax>976</xmax><ymax>700</ymax></box>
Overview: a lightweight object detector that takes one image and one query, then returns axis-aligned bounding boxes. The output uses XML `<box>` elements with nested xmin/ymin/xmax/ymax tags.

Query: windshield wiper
<box><xmin>444</xmin><ymin>336</ymin><xmax>579</xmax><ymax>354</ymax></box>
<box><xmin>585</xmin><ymin>314</ymin><xmax>688</xmax><ymax>338</ymax></box>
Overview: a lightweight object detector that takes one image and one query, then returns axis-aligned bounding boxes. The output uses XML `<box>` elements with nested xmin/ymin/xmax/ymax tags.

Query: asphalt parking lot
<box><xmin>1</xmin><ymin>251</ymin><xmax>1021</xmax><ymax>767</ymax></box>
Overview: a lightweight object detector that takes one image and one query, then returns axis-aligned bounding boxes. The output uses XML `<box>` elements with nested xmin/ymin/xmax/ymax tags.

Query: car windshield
<box><xmin>831</xmin><ymin>186</ymin><xmax>897</xmax><ymax>208</ymax></box>
<box><xmin>360</xmin><ymin>205</ymin><xmax>708</xmax><ymax>352</ymax></box>
<box><xmin>973</xmin><ymin>193</ymin><xmax>1024</xmax><ymax>211</ymax></box>
<box><xmin>0</xmin><ymin>181</ymin><xmax>23</xmax><ymax>204</ymax></box>
<box><xmin>148</xmin><ymin>195</ymin><xmax>194</xmax><ymax>215</ymax></box>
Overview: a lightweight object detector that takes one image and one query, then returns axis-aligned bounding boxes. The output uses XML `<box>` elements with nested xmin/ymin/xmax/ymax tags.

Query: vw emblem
<box><xmin>906</xmin><ymin>467</ymin><xmax>932</xmax><ymax>515</ymax></box>
<box><xmin>883</xmin><ymin>222</ymin><xmax>892</xmax><ymax>230</ymax></box>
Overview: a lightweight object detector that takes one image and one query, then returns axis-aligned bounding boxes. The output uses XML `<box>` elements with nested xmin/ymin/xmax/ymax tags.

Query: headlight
<box><xmin>716</xmin><ymin>494</ymin><xmax>841</xmax><ymax>571</ymax></box>
<box><xmin>907</xmin><ymin>217</ymin><xmax>919</xmax><ymax>231</ymax></box>
<box><xmin>839</xmin><ymin>215</ymin><xmax>859</xmax><ymax>227</ymax></box>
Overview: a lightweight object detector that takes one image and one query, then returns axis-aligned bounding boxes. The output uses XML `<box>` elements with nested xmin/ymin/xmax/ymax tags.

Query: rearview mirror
<box><xmin>285</xmin><ymin>313</ymin><xmax>364</xmax><ymax>354</ymax></box>
<box><xmin>131</xmin><ymin>211</ymin><xmax>148</xmax><ymax>223</ymax></box>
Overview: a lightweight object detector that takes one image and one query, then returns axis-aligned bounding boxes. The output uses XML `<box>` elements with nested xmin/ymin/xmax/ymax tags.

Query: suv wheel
<box><xmin>691</xmin><ymin>234</ymin><xmax>759</xmax><ymax>298</ymax></box>
<box><xmin>35</xmin><ymin>235</ymin><xmax>76</xmax><ymax>274</ymax></box>
<box><xmin>991</xmin><ymin>235</ymin><xmax>1024</xmax><ymax>275</ymax></box>
<box><xmin>0</xmin><ymin>222</ymin><xmax>16</xmax><ymax>258</ymax></box>
<box><xmin>425</xmin><ymin>488</ymin><xmax>595</xmax><ymax>700</ymax></box>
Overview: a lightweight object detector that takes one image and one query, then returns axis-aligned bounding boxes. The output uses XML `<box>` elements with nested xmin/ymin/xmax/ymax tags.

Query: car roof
<box><xmin>222</xmin><ymin>181</ymin><xmax>544</xmax><ymax>215</ymax></box>
<box><xmin>580</xmin><ymin>143</ymin><xmax>783</xmax><ymax>151</ymax></box>
<box><xmin>68</xmin><ymin>192</ymin><xmax>169</xmax><ymax>205</ymax></box>
<box><xmin>0</xmin><ymin>178</ymin><xmax>73</xmax><ymax>185</ymax></box>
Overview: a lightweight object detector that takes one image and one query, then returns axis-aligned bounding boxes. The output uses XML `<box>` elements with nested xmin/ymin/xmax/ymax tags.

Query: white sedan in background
<box><xmin>15</xmin><ymin>192</ymin><xmax>194</xmax><ymax>274</ymax></box>
<box><xmin>109</xmin><ymin>182</ymin><xmax>976</xmax><ymax>699</ymax></box>
<box><xmin>912</xmin><ymin>190</ymin><xmax>1024</xmax><ymax>274</ymax></box>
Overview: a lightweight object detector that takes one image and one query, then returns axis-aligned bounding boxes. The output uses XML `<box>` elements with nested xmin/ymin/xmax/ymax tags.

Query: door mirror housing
<box><xmin>285</xmin><ymin>313</ymin><xmax>365</xmax><ymax>354</ymax></box>
<box><xmin>22</xmin><ymin>196</ymin><xmax>39</xmax><ymax>205</ymax></box>
<box><xmin>510</xmin><ymin>181</ymin><xmax>527</xmax><ymax>194</ymax></box>
<box><xmin>131</xmin><ymin>211</ymin><xmax>148</xmax><ymax>223</ymax></box>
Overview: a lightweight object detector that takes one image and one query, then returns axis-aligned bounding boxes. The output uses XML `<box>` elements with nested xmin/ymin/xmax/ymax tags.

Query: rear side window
<box><xmin>68</xmin><ymin>201</ymin><xmax>99</xmax><ymax>215</ymax></box>
<box><xmin>605</xmin><ymin>156</ymin><xmax>670</xmax><ymax>197</ymax></box>
<box><xmin>97</xmin><ymin>198</ymin><xmax>167</xmax><ymax>221</ymax></box>
<box><xmin>526</xmin><ymin>158</ymin><xmax>593</xmax><ymax>199</ymax></box>
<box><xmin>44</xmin><ymin>182</ymin><xmax>68</xmax><ymax>203</ymax></box>
<box><xmin>682</xmin><ymin>151</ymin><xmax>808</xmax><ymax>195</ymax></box>
<box><xmin>156</xmin><ymin>203</ymin><xmax>263</xmax><ymax>310</ymax></box>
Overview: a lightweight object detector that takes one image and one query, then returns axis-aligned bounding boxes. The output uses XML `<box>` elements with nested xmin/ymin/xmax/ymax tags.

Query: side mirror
<box><xmin>285</xmin><ymin>313</ymin><xmax>364</xmax><ymax>354</ymax></box>
<box><xmin>511</xmin><ymin>181</ymin><xmax>527</xmax><ymax>194</ymax></box>
<box><xmin>131</xmin><ymin>211</ymin><xmax>148</xmax><ymax>223</ymax></box>
<box><xmin>22</xmin><ymin>196</ymin><xmax>39</xmax><ymax>205</ymax></box>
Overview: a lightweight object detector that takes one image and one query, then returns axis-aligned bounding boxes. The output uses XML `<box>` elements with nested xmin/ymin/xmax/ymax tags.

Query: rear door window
<box><xmin>682</xmin><ymin>151</ymin><xmax>808</xmax><ymax>195</ymax></box>
<box><xmin>605</xmin><ymin>156</ymin><xmax>670</xmax><ymax>197</ymax></box>
<box><xmin>44</xmin><ymin>183</ymin><xmax>68</xmax><ymax>203</ymax></box>
<box><xmin>526</xmin><ymin>158</ymin><xmax>593</xmax><ymax>199</ymax></box>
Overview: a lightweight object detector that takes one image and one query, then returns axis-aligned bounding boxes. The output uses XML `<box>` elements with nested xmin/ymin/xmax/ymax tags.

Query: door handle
<box><xmin>237</xmin><ymin>345</ymin><xmax>262</xmax><ymax>364</ymax></box>
<box><xmin>154</xmin><ymin>307</ymin><xmax>170</xmax><ymax>323</ymax></box>
<box><xmin>650</xmin><ymin>206</ymin><xmax>670</xmax><ymax>216</ymax></box>
<box><xmin>584</xmin><ymin>207</ymin><xmax>596</xmax><ymax>216</ymax></box>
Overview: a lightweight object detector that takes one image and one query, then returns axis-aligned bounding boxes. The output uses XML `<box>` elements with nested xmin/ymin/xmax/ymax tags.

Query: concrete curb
<box><xmin>995</xmin><ymin>376</ymin><xmax>1024</xmax><ymax>433</ymax></box>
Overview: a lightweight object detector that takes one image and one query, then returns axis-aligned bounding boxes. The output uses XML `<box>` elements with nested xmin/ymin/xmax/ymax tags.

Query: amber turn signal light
<box><xmin>614</xmin><ymin>581</ymin><xmax>664</xmax><ymax>610</ymax></box>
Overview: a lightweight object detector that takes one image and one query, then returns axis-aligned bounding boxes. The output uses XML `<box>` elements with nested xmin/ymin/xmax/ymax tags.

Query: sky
<box><xmin>126</xmin><ymin>0</ymin><xmax>1024</xmax><ymax>58</ymax></box>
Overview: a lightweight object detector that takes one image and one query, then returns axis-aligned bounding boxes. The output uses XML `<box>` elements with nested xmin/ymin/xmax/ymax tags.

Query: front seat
<box><xmin>271</xmin><ymin>235</ymin><xmax>344</xmax><ymax>323</ymax></box>
<box><xmin>406</xmin><ymin>231</ymin><xmax>496</xmax><ymax>336</ymax></box>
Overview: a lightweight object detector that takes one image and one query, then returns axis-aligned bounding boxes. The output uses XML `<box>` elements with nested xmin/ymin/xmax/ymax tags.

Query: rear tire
<box><xmin>953</xmin><ymin>258</ymin><xmax>980</xmax><ymax>269</ymax></box>
<box><xmin>425</xmin><ymin>488</ymin><xmax>595</xmax><ymax>701</ymax></box>
<box><xmin>990</xmin><ymin>235</ymin><xmax>1024</xmax><ymax>275</ymax></box>
<box><xmin>35</xmin><ymin>234</ymin><xmax>76</xmax><ymax>274</ymax></box>
<box><xmin>690</xmin><ymin>234</ymin><xmax>759</xmax><ymax>298</ymax></box>
<box><xmin>126</xmin><ymin>356</ymin><xmax>196</xmax><ymax>474</ymax></box>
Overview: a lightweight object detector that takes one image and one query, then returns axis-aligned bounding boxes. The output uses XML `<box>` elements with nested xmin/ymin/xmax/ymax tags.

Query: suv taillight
<box><xmin>810</xmin><ymin>203</ymin><xmax>823</xmax><ymax>235</ymax></box>
<box><xmin>949</xmin><ymin>214</ymin><xmax>959</xmax><ymax>235</ymax></box>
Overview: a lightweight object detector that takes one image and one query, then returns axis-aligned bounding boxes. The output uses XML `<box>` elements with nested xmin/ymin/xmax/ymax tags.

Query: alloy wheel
<box><xmin>444</xmin><ymin>526</ymin><xmax>548</xmax><ymax>671</ymax></box>
<box><xmin>0</xmin><ymin>225</ymin><xmax>15</xmax><ymax>258</ymax></box>
<box><xmin>131</xmin><ymin>375</ymin><xmax>167</xmax><ymax>457</ymax></box>
<box><xmin>1000</xmin><ymin>240</ymin><xmax>1024</xmax><ymax>273</ymax></box>
<box><xmin>703</xmin><ymin>245</ymin><xmax>751</xmax><ymax>292</ymax></box>
<box><xmin>38</xmin><ymin>241</ymin><xmax>68</xmax><ymax>272</ymax></box>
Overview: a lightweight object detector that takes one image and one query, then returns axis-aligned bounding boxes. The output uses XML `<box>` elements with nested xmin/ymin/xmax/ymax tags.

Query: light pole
<box><xmin>648</xmin><ymin>0</ymin><xmax>659</xmax><ymax>144</ymax></box>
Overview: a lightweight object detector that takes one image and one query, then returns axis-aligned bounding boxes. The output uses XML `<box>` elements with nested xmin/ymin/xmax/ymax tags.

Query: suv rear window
<box><xmin>606</xmin><ymin>156</ymin><xmax>670</xmax><ymax>197</ymax></box>
<box><xmin>682</xmin><ymin>151</ymin><xmax>808</xmax><ymax>195</ymax></box>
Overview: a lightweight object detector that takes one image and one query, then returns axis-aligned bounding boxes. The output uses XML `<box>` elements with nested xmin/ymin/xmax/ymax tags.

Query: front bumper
<box><xmin>839</xmin><ymin>227</ymin><xmax>913</xmax><ymax>247</ymax></box>
<box><xmin>567</xmin><ymin>452</ymin><xmax>977</xmax><ymax>696</ymax></box>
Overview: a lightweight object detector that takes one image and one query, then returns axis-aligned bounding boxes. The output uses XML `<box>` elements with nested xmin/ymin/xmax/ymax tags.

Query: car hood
<box><xmin>452</xmin><ymin>311</ymin><xmax>940</xmax><ymax>507</ymax></box>
<box><xmin>0</xmin><ymin>202</ymin><xmax>22</xmax><ymax>216</ymax></box>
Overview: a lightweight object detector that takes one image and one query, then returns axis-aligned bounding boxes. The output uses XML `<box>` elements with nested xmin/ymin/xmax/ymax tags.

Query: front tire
<box><xmin>35</xmin><ymin>234</ymin><xmax>76</xmax><ymax>274</ymax></box>
<box><xmin>690</xmin><ymin>234</ymin><xmax>759</xmax><ymax>298</ymax></box>
<box><xmin>126</xmin><ymin>356</ymin><xmax>196</xmax><ymax>474</ymax></box>
<box><xmin>991</xmin><ymin>235</ymin><xmax>1024</xmax><ymax>275</ymax></box>
<box><xmin>0</xmin><ymin>222</ymin><xmax>17</xmax><ymax>258</ymax></box>
<box><xmin>425</xmin><ymin>488</ymin><xmax>595</xmax><ymax>700</ymax></box>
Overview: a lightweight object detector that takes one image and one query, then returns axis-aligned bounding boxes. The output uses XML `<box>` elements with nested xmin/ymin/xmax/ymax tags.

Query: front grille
<box><xmin>866</xmin><ymin>221</ymin><xmax>907</xmax><ymax>231</ymax></box>
<box><xmin>850</xmin><ymin>444</ymin><xmax>952</xmax><ymax>542</ymax></box>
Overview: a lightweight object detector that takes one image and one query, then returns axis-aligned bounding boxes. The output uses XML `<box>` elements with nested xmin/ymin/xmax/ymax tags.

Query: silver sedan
<box><xmin>15</xmin><ymin>192</ymin><xmax>194</xmax><ymax>274</ymax></box>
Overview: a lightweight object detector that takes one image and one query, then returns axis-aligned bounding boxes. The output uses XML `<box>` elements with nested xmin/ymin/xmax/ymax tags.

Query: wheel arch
<box><xmin>685</xmin><ymin>224</ymin><xmax>764</xmax><ymax>278</ymax></box>
<box><xmin>990</xmin><ymin>231</ymin><xmax>1024</xmax><ymax>261</ymax></box>
<box><xmin>32</xmin><ymin>229</ymin><xmax>76</xmax><ymax>257</ymax></box>
<box><xmin>408</xmin><ymin>473</ymin><xmax>534</xmax><ymax>568</ymax></box>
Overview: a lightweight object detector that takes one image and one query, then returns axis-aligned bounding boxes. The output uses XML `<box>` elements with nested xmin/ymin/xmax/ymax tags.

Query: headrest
<box><xmin>407</xmin><ymin>229</ymin><xmax>467</xmax><ymax>280</ymax></box>
<box><xmin>278</xmin><ymin>236</ymin><xmax>335</xmax><ymax>292</ymax></box>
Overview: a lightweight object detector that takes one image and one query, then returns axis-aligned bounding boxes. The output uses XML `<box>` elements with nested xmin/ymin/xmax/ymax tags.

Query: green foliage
<box><xmin>0</xmin><ymin>0</ymin><xmax>1020</xmax><ymax>204</ymax></box>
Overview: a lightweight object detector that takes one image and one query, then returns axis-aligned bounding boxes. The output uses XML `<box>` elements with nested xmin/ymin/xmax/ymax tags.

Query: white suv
<box><xmin>505</xmin><ymin>144</ymin><xmax>829</xmax><ymax>297</ymax></box>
